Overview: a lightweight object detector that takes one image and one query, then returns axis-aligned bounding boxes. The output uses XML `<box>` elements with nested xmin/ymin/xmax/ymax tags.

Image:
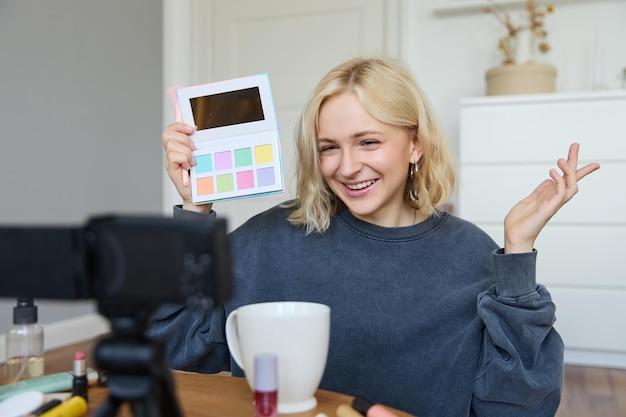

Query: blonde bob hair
<box><xmin>286</xmin><ymin>57</ymin><xmax>456</xmax><ymax>234</ymax></box>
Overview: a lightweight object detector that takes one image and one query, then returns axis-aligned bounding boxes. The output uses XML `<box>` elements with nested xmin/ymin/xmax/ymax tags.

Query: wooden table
<box><xmin>39</xmin><ymin>339</ymin><xmax>414</xmax><ymax>417</ymax></box>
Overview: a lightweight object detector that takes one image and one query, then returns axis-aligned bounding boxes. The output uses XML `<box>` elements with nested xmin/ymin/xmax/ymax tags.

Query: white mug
<box><xmin>225</xmin><ymin>301</ymin><xmax>331</xmax><ymax>413</ymax></box>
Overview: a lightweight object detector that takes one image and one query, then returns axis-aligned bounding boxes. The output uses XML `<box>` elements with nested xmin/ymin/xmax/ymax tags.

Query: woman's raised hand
<box><xmin>503</xmin><ymin>143</ymin><xmax>600</xmax><ymax>254</ymax></box>
<box><xmin>162</xmin><ymin>122</ymin><xmax>212</xmax><ymax>213</ymax></box>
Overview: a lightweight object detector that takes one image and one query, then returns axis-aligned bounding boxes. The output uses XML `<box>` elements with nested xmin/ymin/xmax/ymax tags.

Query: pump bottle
<box><xmin>5</xmin><ymin>297</ymin><xmax>45</xmax><ymax>381</ymax></box>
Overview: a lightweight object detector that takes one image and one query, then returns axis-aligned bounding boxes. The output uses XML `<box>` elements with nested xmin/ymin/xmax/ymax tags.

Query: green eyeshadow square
<box><xmin>216</xmin><ymin>173</ymin><xmax>235</xmax><ymax>192</ymax></box>
<box><xmin>234</xmin><ymin>148</ymin><xmax>253</xmax><ymax>167</ymax></box>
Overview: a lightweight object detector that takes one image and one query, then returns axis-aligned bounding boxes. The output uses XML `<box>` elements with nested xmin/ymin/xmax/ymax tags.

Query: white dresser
<box><xmin>458</xmin><ymin>91</ymin><xmax>626</xmax><ymax>369</ymax></box>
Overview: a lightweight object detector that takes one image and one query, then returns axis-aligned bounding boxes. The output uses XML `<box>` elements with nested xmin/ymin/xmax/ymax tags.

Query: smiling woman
<box><xmin>287</xmin><ymin>57</ymin><xmax>456</xmax><ymax>234</ymax></box>
<box><xmin>153</xmin><ymin>56</ymin><xmax>599</xmax><ymax>417</ymax></box>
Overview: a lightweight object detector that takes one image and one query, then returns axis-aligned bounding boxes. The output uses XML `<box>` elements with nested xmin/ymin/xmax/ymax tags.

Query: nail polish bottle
<box><xmin>254</xmin><ymin>353</ymin><xmax>277</xmax><ymax>417</ymax></box>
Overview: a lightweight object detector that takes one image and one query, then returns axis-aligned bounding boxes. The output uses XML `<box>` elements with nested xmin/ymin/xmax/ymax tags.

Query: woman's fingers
<box><xmin>162</xmin><ymin>122</ymin><xmax>198</xmax><ymax>189</ymax></box>
<box><xmin>503</xmin><ymin>143</ymin><xmax>600</xmax><ymax>254</ymax></box>
<box><xmin>555</xmin><ymin>143</ymin><xmax>600</xmax><ymax>203</ymax></box>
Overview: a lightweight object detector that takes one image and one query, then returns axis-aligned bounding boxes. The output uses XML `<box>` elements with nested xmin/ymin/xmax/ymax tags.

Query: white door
<box><xmin>164</xmin><ymin>0</ymin><xmax>403</xmax><ymax>230</ymax></box>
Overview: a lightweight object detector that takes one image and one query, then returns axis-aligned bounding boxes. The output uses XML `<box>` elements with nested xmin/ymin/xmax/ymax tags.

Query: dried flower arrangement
<box><xmin>486</xmin><ymin>0</ymin><xmax>554</xmax><ymax>65</ymax></box>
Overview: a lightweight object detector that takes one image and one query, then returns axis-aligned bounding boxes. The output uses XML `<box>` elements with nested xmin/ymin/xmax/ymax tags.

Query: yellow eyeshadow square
<box><xmin>254</xmin><ymin>144</ymin><xmax>273</xmax><ymax>164</ymax></box>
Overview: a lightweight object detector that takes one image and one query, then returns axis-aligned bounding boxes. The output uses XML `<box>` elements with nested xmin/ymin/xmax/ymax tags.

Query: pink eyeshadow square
<box><xmin>236</xmin><ymin>170</ymin><xmax>255</xmax><ymax>189</ymax></box>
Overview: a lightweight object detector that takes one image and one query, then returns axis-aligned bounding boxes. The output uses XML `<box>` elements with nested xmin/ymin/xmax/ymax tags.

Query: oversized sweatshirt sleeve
<box><xmin>472</xmin><ymin>249</ymin><xmax>564</xmax><ymax>416</ymax></box>
<box><xmin>147</xmin><ymin>301</ymin><xmax>230</xmax><ymax>373</ymax></box>
<box><xmin>145</xmin><ymin>205</ymin><xmax>231</xmax><ymax>373</ymax></box>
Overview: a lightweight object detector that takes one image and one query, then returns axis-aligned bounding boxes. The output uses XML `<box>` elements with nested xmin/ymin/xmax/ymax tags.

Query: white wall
<box><xmin>0</xmin><ymin>0</ymin><xmax>163</xmax><ymax>346</ymax></box>
<box><xmin>407</xmin><ymin>0</ymin><xmax>626</xmax><ymax>166</ymax></box>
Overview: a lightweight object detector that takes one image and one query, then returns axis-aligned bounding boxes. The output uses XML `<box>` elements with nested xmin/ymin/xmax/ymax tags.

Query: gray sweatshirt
<box><xmin>148</xmin><ymin>203</ymin><xmax>563</xmax><ymax>416</ymax></box>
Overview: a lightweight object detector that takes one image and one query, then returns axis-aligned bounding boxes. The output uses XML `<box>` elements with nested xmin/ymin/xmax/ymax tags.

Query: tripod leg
<box><xmin>132</xmin><ymin>401</ymin><xmax>156</xmax><ymax>417</ymax></box>
<box><xmin>93</xmin><ymin>397</ymin><xmax>123</xmax><ymax>417</ymax></box>
<box><xmin>94</xmin><ymin>320</ymin><xmax>185</xmax><ymax>417</ymax></box>
<box><xmin>157</xmin><ymin>363</ymin><xmax>184</xmax><ymax>417</ymax></box>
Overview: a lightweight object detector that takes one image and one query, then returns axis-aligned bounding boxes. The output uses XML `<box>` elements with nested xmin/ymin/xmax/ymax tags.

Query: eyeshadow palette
<box><xmin>176</xmin><ymin>74</ymin><xmax>284</xmax><ymax>204</ymax></box>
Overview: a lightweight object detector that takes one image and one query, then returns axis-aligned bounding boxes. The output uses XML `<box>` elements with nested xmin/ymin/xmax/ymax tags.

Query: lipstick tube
<box><xmin>71</xmin><ymin>351</ymin><xmax>88</xmax><ymax>401</ymax></box>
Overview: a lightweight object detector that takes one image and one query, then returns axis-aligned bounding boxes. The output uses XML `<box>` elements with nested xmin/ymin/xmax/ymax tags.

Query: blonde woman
<box><xmin>152</xmin><ymin>57</ymin><xmax>599</xmax><ymax>416</ymax></box>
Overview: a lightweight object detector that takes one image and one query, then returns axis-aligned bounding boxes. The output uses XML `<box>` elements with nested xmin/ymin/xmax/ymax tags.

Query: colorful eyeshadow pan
<box><xmin>257</xmin><ymin>167</ymin><xmax>275</xmax><ymax>187</ymax></box>
<box><xmin>215</xmin><ymin>151</ymin><xmax>232</xmax><ymax>170</ymax></box>
<box><xmin>255</xmin><ymin>144</ymin><xmax>273</xmax><ymax>164</ymax></box>
<box><xmin>195</xmin><ymin>155</ymin><xmax>213</xmax><ymax>173</ymax></box>
<box><xmin>216</xmin><ymin>173</ymin><xmax>235</xmax><ymax>193</ymax></box>
<box><xmin>234</xmin><ymin>148</ymin><xmax>253</xmax><ymax>167</ymax></box>
<box><xmin>197</xmin><ymin>177</ymin><xmax>214</xmax><ymax>196</ymax></box>
<box><xmin>237</xmin><ymin>170</ymin><xmax>255</xmax><ymax>189</ymax></box>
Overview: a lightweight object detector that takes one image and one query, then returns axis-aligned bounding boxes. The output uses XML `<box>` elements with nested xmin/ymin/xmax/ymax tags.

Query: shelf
<box><xmin>433</xmin><ymin>0</ymin><xmax>595</xmax><ymax>16</ymax></box>
<box><xmin>459</xmin><ymin>89</ymin><xmax>626</xmax><ymax>106</ymax></box>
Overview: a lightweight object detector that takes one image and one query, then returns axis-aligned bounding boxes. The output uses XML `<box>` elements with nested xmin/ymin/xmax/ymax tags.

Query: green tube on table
<box><xmin>0</xmin><ymin>369</ymin><xmax>98</xmax><ymax>401</ymax></box>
